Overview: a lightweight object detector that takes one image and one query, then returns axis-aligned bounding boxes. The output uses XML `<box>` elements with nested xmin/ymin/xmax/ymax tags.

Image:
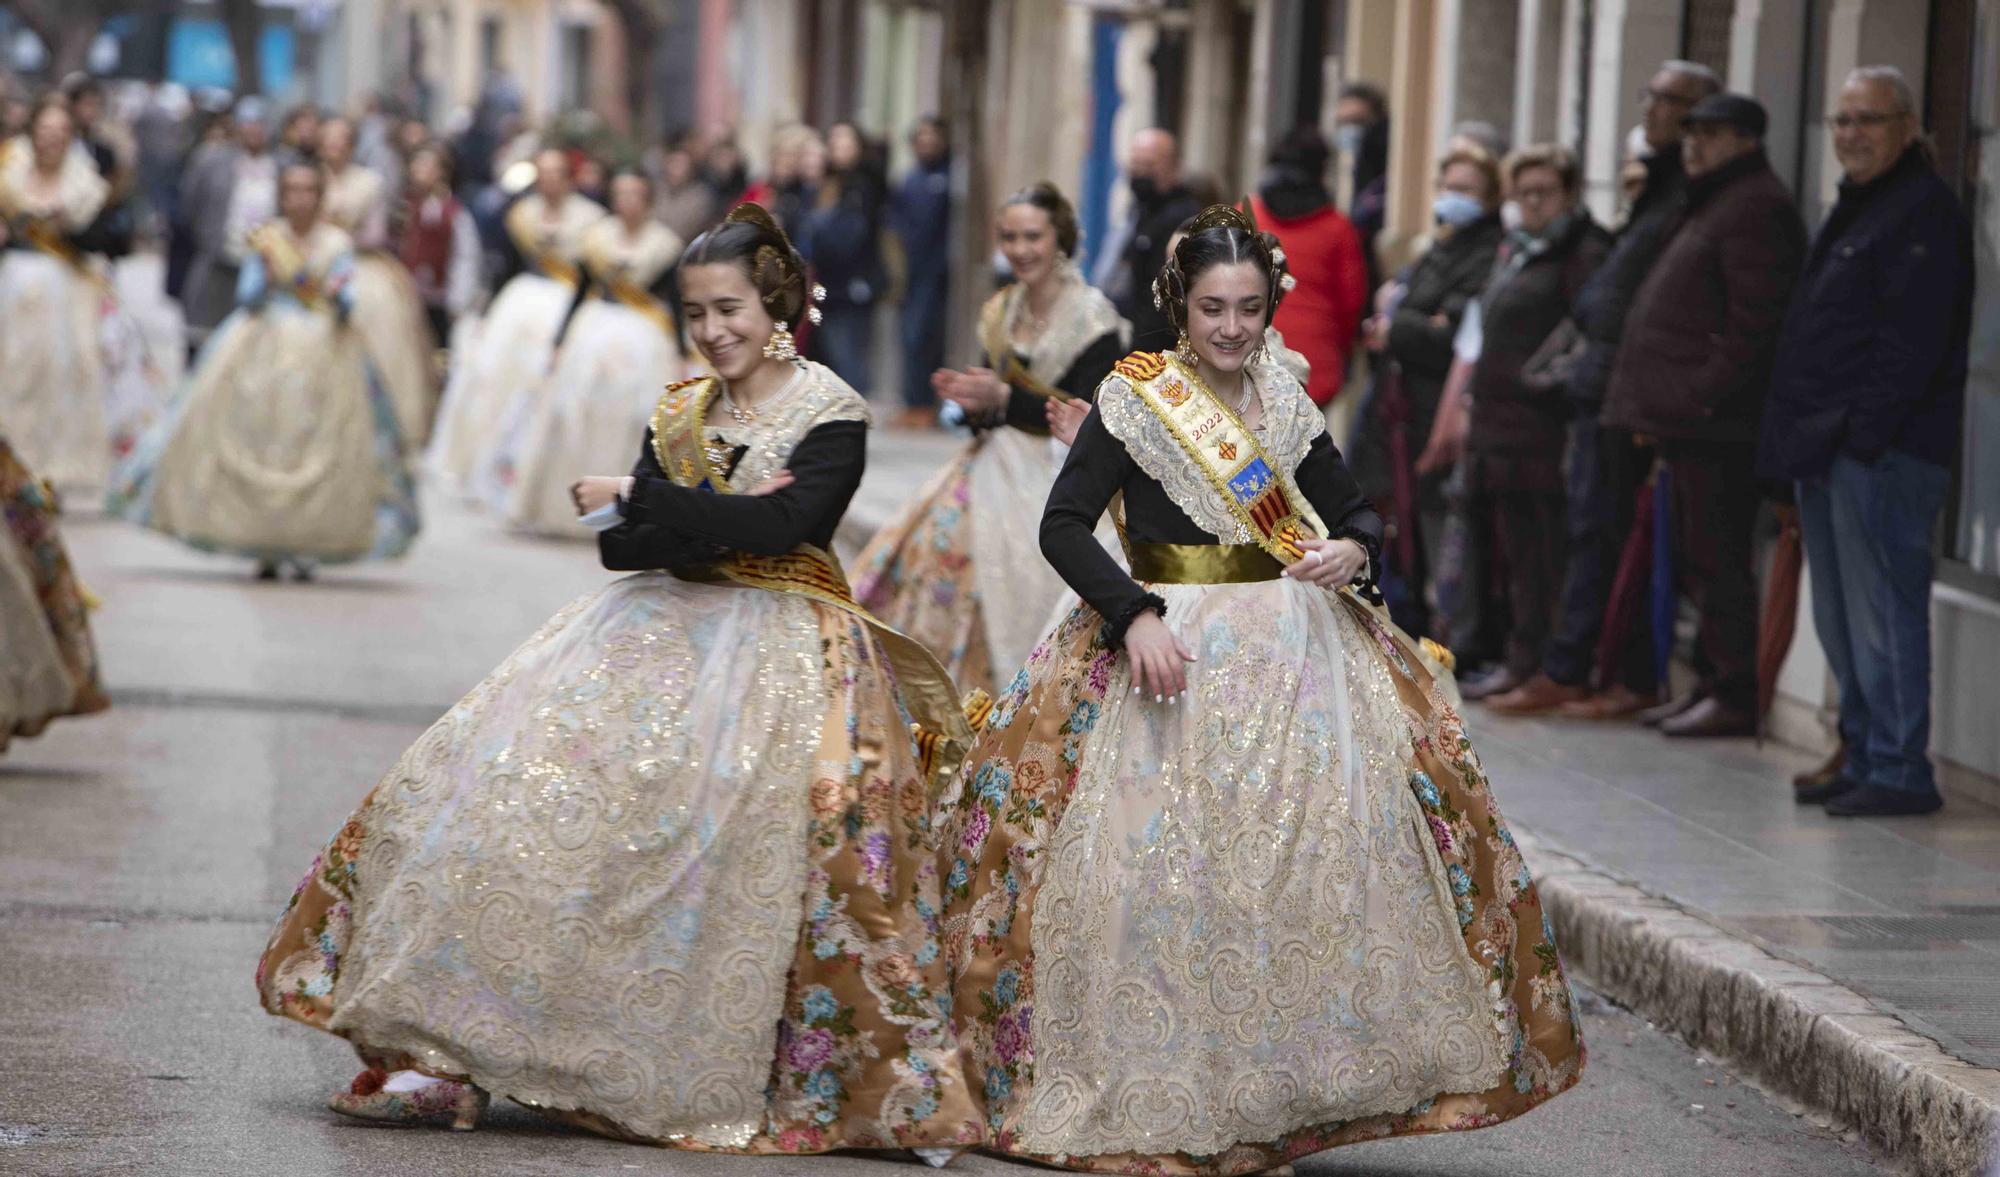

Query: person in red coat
<box><xmin>1252</xmin><ymin>127</ymin><xmax>1368</xmax><ymax>413</ymax></box>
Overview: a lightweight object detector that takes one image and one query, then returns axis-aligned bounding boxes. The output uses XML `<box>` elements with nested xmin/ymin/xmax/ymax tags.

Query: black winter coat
<box><xmin>1759</xmin><ymin>147</ymin><xmax>1972</xmax><ymax>477</ymax></box>
<box><xmin>1601</xmin><ymin>151</ymin><xmax>1806</xmax><ymax>444</ymax></box>
<box><xmin>1468</xmin><ymin>211</ymin><xmax>1611</xmax><ymax>457</ymax></box>
<box><xmin>1567</xmin><ymin>149</ymin><xmax>1688</xmax><ymax>407</ymax></box>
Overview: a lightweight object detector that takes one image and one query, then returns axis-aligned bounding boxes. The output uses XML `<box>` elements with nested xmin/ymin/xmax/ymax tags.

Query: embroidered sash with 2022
<box><xmin>1117</xmin><ymin>352</ymin><xmax>1328</xmax><ymax>562</ymax></box>
<box><xmin>650</xmin><ymin>376</ymin><xmax>974</xmax><ymax>795</ymax></box>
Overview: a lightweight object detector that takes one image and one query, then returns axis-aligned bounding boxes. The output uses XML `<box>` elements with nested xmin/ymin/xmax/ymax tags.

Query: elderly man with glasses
<box><xmin>1761</xmin><ymin>66</ymin><xmax>1974</xmax><ymax>817</ymax></box>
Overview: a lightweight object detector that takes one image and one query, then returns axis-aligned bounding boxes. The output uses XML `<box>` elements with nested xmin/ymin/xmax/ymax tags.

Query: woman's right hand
<box><xmin>931</xmin><ymin>366</ymin><xmax>1007</xmax><ymax>414</ymax></box>
<box><xmin>1122</xmin><ymin>611</ymin><xmax>1195</xmax><ymax>701</ymax></box>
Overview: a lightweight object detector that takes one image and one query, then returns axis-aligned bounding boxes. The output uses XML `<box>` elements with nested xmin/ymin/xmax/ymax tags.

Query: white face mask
<box><xmin>1334</xmin><ymin>123</ymin><xmax>1367</xmax><ymax>157</ymax></box>
<box><xmin>1501</xmin><ymin>200</ymin><xmax>1523</xmax><ymax>231</ymax></box>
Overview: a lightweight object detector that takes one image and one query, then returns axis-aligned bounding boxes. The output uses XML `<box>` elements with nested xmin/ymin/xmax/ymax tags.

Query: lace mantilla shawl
<box><xmin>0</xmin><ymin>137</ymin><xmax>108</xmax><ymax>230</ymax></box>
<box><xmin>1095</xmin><ymin>354</ymin><xmax>1328</xmax><ymax>544</ymax></box>
<box><xmin>982</xmin><ymin>270</ymin><xmax>1128</xmax><ymax>387</ymax></box>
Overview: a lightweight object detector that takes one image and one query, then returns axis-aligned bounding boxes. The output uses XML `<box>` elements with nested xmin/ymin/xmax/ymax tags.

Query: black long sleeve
<box><xmin>601</xmin><ymin>419</ymin><xmax>866</xmax><ymax>570</ymax></box>
<box><xmin>1038</xmin><ymin>405</ymin><xmax>1161</xmax><ymax>645</ymax></box>
<box><xmin>1000</xmin><ymin>330</ymin><xmax>1125</xmax><ymax>432</ymax></box>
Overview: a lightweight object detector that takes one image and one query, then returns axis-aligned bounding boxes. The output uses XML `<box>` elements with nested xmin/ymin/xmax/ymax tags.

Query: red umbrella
<box><xmin>1756</xmin><ymin>504</ymin><xmax>1804</xmax><ymax>725</ymax></box>
<box><xmin>1596</xmin><ymin>471</ymin><xmax>1656</xmax><ymax>688</ymax></box>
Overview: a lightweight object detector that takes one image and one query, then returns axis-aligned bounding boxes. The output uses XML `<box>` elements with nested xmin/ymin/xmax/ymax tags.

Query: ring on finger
<box><xmin>1306</xmin><ymin>549</ymin><xmax>1324</xmax><ymax>566</ymax></box>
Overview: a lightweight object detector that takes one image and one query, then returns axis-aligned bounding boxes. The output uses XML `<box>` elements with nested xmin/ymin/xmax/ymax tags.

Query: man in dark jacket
<box><xmin>1762</xmin><ymin>67</ymin><xmax>1972</xmax><ymax>816</ymax></box>
<box><xmin>1491</xmin><ymin>59</ymin><xmax>1721</xmax><ymax>719</ymax></box>
<box><xmin>1091</xmin><ymin>128</ymin><xmax>1201</xmax><ymax>352</ymax></box>
<box><xmin>1600</xmin><ymin>93</ymin><xmax>1806</xmax><ymax>738</ymax></box>
<box><xmin>889</xmin><ymin>116</ymin><xmax>952</xmax><ymax>427</ymax></box>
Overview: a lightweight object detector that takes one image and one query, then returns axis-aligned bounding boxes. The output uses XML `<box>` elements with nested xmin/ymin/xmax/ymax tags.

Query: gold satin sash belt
<box><xmin>1127</xmin><ymin>542</ymin><xmax>1284</xmax><ymax>584</ymax></box>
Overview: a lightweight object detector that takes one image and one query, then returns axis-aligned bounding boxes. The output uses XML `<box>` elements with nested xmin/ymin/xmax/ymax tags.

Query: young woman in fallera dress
<box><xmin>933</xmin><ymin>205</ymin><xmax>1584</xmax><ymax>1175</ymax></box>
<box><xmin>256</xmin><ymin>204</ymin><xmax>982</xmax><ymax>1161</ymax></box>
<box><xmin>853</xmin><ymin>182</ymin><xmax>1126</xmax><ymax>693</ymax></box>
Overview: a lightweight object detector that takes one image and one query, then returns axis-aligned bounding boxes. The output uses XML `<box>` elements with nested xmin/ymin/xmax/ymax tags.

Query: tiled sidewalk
<box><xmin>1470</xmin><ymin>707</ymin><xmax>2000</xmax><ymax>1070</ymax></box>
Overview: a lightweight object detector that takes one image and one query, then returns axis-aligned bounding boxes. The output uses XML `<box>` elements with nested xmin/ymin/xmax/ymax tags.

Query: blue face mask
<box><xmin>1433</xmin><ymin>191</ymin><xmax>1486</xmax><ymax>228</ymax></box>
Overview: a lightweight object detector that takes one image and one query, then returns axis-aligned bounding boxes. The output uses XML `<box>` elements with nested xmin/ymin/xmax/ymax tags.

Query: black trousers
<box><xmin>1661</xmin><ymin>438</ymin><xmax>1762</xmax><ymax>711</ymax></box>
<box><xmin>1543</xmin><ymin>417</ymin><xmax>1655</xmax><ymax>692</ymax></box>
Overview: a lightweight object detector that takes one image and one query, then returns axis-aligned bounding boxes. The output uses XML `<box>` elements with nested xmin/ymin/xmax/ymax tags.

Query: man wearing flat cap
<box><xmin>1599</xmin><ymin>92</ymin><xmax>1807</xmax><ymax>738</ymax></box>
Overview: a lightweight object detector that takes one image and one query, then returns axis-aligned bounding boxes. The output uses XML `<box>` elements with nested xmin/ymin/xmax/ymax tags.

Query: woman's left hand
<box><xmin>571</xmin><ymin>476</ymin><xmax>623</xmax><ymax>515</ymax></box>
<box><xmin>1282</xmin><ymin>537</ymin><xmax>1367</xmax><ymax>587</ymax></box>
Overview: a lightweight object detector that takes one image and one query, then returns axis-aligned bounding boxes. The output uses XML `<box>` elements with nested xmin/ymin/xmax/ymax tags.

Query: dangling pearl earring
<box><xmin>1174</xmin><ymin>329</ymin><xmax>1197</xmax><ymax>365</ymax></box>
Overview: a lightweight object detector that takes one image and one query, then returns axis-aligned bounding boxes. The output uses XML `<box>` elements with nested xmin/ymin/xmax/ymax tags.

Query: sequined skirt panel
<box><xmin>936</xmin><ymin>585</ymin><xmax>1585</xmax><ymax>1175</ymax></box>
<box><xmin>256</xmin><ymin>574</ymin><xmax>981</xmax><ymax>1152</ymax></box>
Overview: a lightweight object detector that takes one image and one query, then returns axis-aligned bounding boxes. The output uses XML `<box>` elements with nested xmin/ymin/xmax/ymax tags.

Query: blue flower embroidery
<box><xmin>1447</xmin><ymin>863</ymin><xmax>1473</xmax><ymax>896</ymax></box>
<box><xmin>947</xmin><ymin>859</ymin><xmax>968</xmax><ymax>891</ymax></box>
<box><xmin>993</xmin><ymin>966</ymin><xmax>1020</xmax><ymax>1007</ymax></box>
<box><xmin>1413</xmin><ymin>772</ymin><xmax>1442</xmax><ymax>808</ymax></box>
<box><xmin>984</xmin><ymin>1066</ymin><xmax>1012</xmax><ymax>1101</ymax></box>
<box><xmin>804</xmin><ymin>1068</ymin><xmax>841</xmax><ymax>1101</ymax></box>
<box><xmin>801</xmin><ymin>986</ymin><xmax>838</xmax><ymax>1025</ymax></box>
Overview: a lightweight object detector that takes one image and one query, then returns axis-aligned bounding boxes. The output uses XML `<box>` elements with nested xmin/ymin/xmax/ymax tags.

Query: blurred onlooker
<box><xmin>1</xmin><ymin>90</ymin><xmax>28</xmax><ymax>141</ymax></box>
<box><xmin>1334</xmin><ymin>82</ymin><xmax>1391</xmax><ymax>292</ymax></box>
<box><xmin>178</xmin><ymin>98</ymin><xmax>278</xmax><ymax>344</ymax></box>
<box><xmin>1350</xmin><ymin>147</ymin><xmax>1506</xmax><ymax>638</ymax></box>
<box><xmin>1491</xmin><ymin>59</ymin><xmax>1722</xmax><ymax>719</ymax></box>
<box><xmin>276</xmin><ymin>103</ymin><xmax>321</xmax><ymax>167</ymax></box>
<box><xmin>1453</xmin><ymin>146</ymin><xmax>1610</xmax><ymax>698</ymax></box>
<box><xmin>319</xmin><ymin>116</ymin><xmax>389</xmax><ymax>248</ymax></box>
<box><xmin>652</xmin><ymin>135</ymin><xmax>716</xmax><ymax>243</ymax></box>
<box><xmin>888</xmin><ymin>115</ymin><xmax>951</xmax><ymax>426</ymax></box>
<box><xmin>574</xmin><ymin>153</ymin><xmax>609</xmax><ymax>207</ymax></box>
<box><xmin>703</xmin><ymin>135</ymin><xmax>751</xmax><ymax>208</ymax></box>
<box><xmin>1449</xmin><ymin>120</ymin><xmax>1509</xmax><ymax>161</ymax></box>
<box><xmin>63</xmin><ymin>77</ymin><xmax>135</xmax><ymax>257</ymax></box>
<box><xmin>1762</xmin><ymin>67</ymin><xmax>1973</xmax><ymax>816</ymax></box>
<box><xmin>1091</xmin><ymin>127</ymin><xmax>1200</xmax><ymax>352</ymax></box>
<box><xmin>801</xmin><ymin>121</ymin><xmax>887</xmax><ymax>390</ymax></box>
<box><xmin>1250</xmin><ymin>126</ymin><xmax>1367</xmax><ymax>413</ymax></box>
<box><xmin>1599</xmin><ymin>92</ymin><xmax>1805</xmax><ymax>738</ymax></box>
<box><xmin>62</xmin><ymin>78</ymin><xmax>118</xmax><ymax>180</ymax></box>
<box><xmin>394</xmin><ymin>141</ymin><xmax>483</xmax><ymax>349</ymax></box>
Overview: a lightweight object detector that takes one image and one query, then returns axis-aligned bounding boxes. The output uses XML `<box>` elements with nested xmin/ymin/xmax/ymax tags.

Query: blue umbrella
<box><xmin>1649</xmin><ymin>463</ymin><xmax>1676</xmax><ymax>690</ymax></box>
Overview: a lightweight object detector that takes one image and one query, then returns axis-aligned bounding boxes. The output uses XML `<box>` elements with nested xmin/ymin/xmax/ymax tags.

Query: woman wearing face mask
<box><xmin>256</xmin><ymin>204</ymin><xmax>981</xmax><ymax>1160</ymax></box>
<box><xmin>110</xmin><ymin>162</ymin><xmax>419</xmax><ymax>580</ymax></box>
<box><xmin>488</xmin><ymin>168</ymin><xmax>688</xmax><ymax>535</ymax></box>
<box><xmin>934</xmin><ymin>206</ymin><xmax>1582</xmax><ymax>1174</ymax></box>
<box><xmin>852</xmin><ymin>182</ymin><xmax>1126</xmax><ymax>693</ymax></box>
<box><xmin>1349</xmin><ymin>148</ymin><xmax>1505</xmax><ymax>639</ymax></box>
<box><xmin>428</xmin><ymin>146</ymin><xmax>605</xmax><ymax>495</ymax></box>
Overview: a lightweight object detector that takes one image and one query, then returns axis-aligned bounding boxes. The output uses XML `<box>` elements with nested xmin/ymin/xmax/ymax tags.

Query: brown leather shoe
<box><xmin>1552</xmin><ymin>683</ymin><xmax>1660</xmax><ymax>721</ymax></box>
<box><xmin>1638</xmin><ymin>692</ymin><xmax>1703</xmax><ymax>727</ymax></box>
<box><xmin>1791</xmin><ymin>743</ymin><xmax>1846</xmax><ymax>790</ymax></box>
<box><xmin>1487</xmin><ymin>673</ymin><xmax>1590</xmax><ymax>716</ymax></box>
<box><xmin>1659</xmin><ymin>697</ymin><xmax>1756</xmax><ymax>738</ymax></box>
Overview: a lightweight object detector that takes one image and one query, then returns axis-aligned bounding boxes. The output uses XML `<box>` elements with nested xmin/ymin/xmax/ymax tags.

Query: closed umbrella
<box><xmin>1756</xmin><ymin>503</ymin><xmax>1804</xmax><ymax>725</ymax></box>
<box><xmin>1649</xmin><ymin>463</ymin><xmax>1676</xmax><ymax>691</ymax></box>
<box><xmin>1595</xmin><ymin>472</ymin><xmax>1655</xmax><ymax>687</ymax></box>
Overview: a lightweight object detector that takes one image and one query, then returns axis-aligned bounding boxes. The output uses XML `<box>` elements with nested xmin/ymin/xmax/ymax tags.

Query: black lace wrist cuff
<box><xmin>1101</xmin><ymin>592</ymin><xmax>1168</xmax><ymax>650</ymax></box>
<box><xmin>1332</xmin><ymin>527</ymin><xmax>1384</xmax><ymax>603</ymax></box>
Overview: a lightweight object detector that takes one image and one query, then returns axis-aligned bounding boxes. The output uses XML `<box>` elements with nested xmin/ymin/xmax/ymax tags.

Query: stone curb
<box><xmin>1518</xmin><ymin>827</ymin><xmax>2000</xmax><ymax>1177</ymax></box>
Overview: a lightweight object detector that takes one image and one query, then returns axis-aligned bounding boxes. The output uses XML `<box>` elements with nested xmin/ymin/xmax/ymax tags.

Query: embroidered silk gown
<box><xmin>257</xmin><ymin>361</ymin><xmax>984</xmax><ymax>1155</ymax></box>
<box><xmin>0</xmin><ymin>436</ymin><xmax>108</xmax><ymax>752</ymax></box>
<box><xmin>326</xmin><ymin>162</ymin><xmax>437</xmax><ymax>452</ymax></box>
<box><xmin>0</xmin><ymin>137</ymin><xmax>172</xmax><ymax>490</ymax></box>
<box><xmin>935</xmin><ymin>352</ymin><xmax>1584</xmax><ymax>1175</ymax></box>
<box><xmin>853</xmin><ymin>273</ymin><xmax>1125</xmax><ymax>692</ymax></box>
<box><xmin>108</xmin><ymin>220</ymin><xmax>419</xmax><ymax>565</ymax></box>
<box><xmin>428</xmin><ymin>191</ymin><xmax>605</xmax><ymax>492</ymax></box>
<box><xmin>490</xmin><ymin>215</ymin><xmax>688</xmax><ymax>535</ymax></box>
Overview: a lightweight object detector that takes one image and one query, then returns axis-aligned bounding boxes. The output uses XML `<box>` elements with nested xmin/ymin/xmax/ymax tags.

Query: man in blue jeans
<box><xmin>1761</xmin><ymin>66</ymin><xmax>1973</xmax><ymax>817</ymax></box>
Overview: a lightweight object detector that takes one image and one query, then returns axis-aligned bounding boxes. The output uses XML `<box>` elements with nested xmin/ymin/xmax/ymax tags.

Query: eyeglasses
<box><xmin>1828</xmin><ymin>111</ymin><xmax>1905</xmax><ymax>130</ymax></box>
<box><xmin>1511</xmin><ymin>185</ymin><xmax>1565</xmax><ymax>202</ymax></box>
<box><xmin>1639</xmin><ymin>87</ymin><xmax>1698</xmax><ymax>108</ymax></box>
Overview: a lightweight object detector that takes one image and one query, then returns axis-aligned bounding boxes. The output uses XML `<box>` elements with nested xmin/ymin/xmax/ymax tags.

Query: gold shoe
<box><xmin>327</xmin><ymin>1068</ymin><xmax>488</xmax><ymax>1131</ymax></box>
